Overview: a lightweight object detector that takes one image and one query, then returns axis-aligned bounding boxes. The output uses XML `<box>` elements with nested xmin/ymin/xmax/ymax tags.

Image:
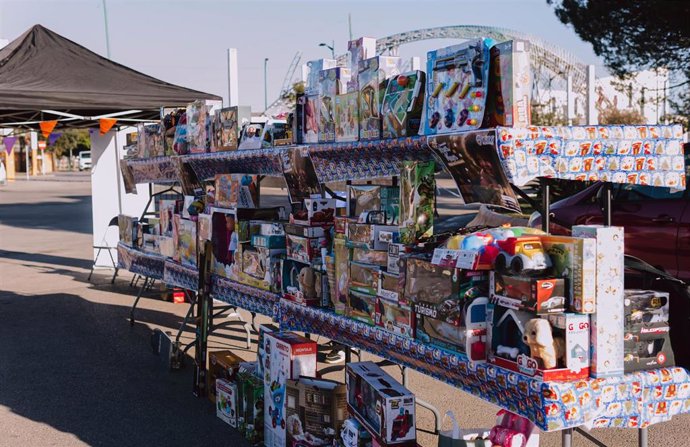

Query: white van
<box><xmin>79</xmin><ymin>151</ymin><xmax>92</xmax><ymax>171</ymax></box>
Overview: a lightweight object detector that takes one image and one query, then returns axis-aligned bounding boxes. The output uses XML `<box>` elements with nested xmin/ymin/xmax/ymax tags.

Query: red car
<box><xmin>529</xmin><ymin>171</ymin><xmax>690</xmax><ymax>282</ymax></box>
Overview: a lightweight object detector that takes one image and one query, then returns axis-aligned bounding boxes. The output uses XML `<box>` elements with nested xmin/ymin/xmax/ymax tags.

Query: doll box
<box><xmin>333</xmin><ymin>238</ymin><xmax>352</xmax><ymax>315</ymax></box>
<box><xmin>281</xmin><ymin>259</ymin><xmax>326</xmax><ymax>307</ymax></box>
<box><xmin>264</xmin><ymin>332</ymin><xmax>317</xmax><ymax>447</ymax></box>
<box><xmin>318</xmin><ymin>67</ymin><xmax>351</xmax><ymax>143</ymax></box>
<box><xmin>489</xmin><ymin>272</ymin><xmax>567</xmax><ymax>314</ymax></box>
<box><xmin>240</xmin><ymin>245</ymin><xmax>284</xmax><ymax>292</ymax></box>
<box><xmin>346</xmin><ymin>361</ymin><xmax>416</xmax><ymax>445</ymax></box>
<box><xmin>335</xmin><ymin>92</ymin><xmax>359</xmax><ymax>143</ymax></box>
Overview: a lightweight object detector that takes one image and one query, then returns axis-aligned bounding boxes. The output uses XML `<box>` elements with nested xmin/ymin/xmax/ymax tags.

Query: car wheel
<box><xmin>511</xmin><ymin>257</ymin><xmax>524</xmax><ymax>274</ymax></box>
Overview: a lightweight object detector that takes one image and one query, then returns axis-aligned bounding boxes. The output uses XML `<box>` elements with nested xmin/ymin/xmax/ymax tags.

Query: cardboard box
<box><xmin>251</xmin><ymin>234</ymin><xmax>286</xmax><ymax>249</ymax></box>
<box><xmin>334</xmin><ymin>216</ymin><xmax>348</xmax><ymax>235</ymax></box>
<box><xmin>333</xmin><ymin>238</ymin><xmax>351</xmax><ymax>315</ymax></box>
<box><xmin>292</xmin><ymin>198</ymin><xmax>336</xmax><ymax>226</ymax></box>
<box><xmin>216</xmin><ymin>378</ymin><xmax>238</xmax><ymax>428</ymax></box>
<box><xmin>378</xmin><ymin>271</ymin><xmax>404</xmax><ymax>302</ymax></box>
<box><xmin>347</xmin><ymin>222</ymin><xmax>398</xmax><ymax>251</ymax></box>
<box><xmin>349</xmin><ymin>261</ymin><xmax>381</xmax><ymax>296</ymax></box>
<box><xmin>387</xmin><ymin>243</ymin><xmax>404</xmax><ymax>275</ymax></box>
<box><xmin>483</xmin><ymin>40</ymin><xmax>531</xmax><ymax>128</ymax></box>
<box><xmin>212</xmin><ymin>106</ymin><xmax>251</xmax><ymax>151</ymax></box>
<box><xmin>572</xmin><ymin>225</ymin><xmax>625</xmax><ymax>377</ymax></box>
<box><xmin>303</xmin><ymin>94</ymin><xmax>320</xmax><ymax>143</ymax></box>
<box><xmin>240</xmin><ymin>245</ymin><xmax>284</xmax><ymax>292</ymax></box>
<box><xmin>347</xmin><ymin>37</ymin><xmax>377</xmax><ymax>92</ymax></box>
<box><xmin>487</xmin><ymin>305</ymin><xmax>590</xmax><ymax>381</ymax></box>
<box><xmin>541</xmin><ymin>235</ymin><xmax>596</xmax><ymax>313</ymax></box>
<box><xmin>490</xmin><ymin>272</ymin><xmax>566</xmax><ymax>314</ymax></box>
<box><xmin>286</xmin><ymin>233</ymin><xmax>325</xmax><ymax>264</ymax></box>
<box><xmin>319</xmin><ymin>67</ymin><xmax>351</xmax><ymax>143</ymax></box>
<box><xmin>399</xmin><ymin>160</ymin><xmax>435</xmax><ymax>245</ymax></box>
<box><xmin>257</xmin><ymin>324</ymin><xmax>278</xmax><ymax>380</ymax></box>
<box><xmin>303</xmin><ymin>58</ymin><xmax>337</xmax><ymax>96</ymax></box>
<box><xmin>351</xmin><ymin>246</ymin><xmax>388</xmax><ymax>267</ymax></box>
<box><xmin>348</xmin><ymin>289</ymin><xmax>377</xmax><ymax>325</ymax></box>
<box><xmin>282</xmin><ymin>259</ymin><xmax>327</xmax><ymax>307</ymax></box>
<box><xmin>346</xmin><ymin>362</ymin><xmax>416</xmax><ymax>445</ymax></box>
<box><xmin>118</xmin><ymin>214</ymin><xmax>138</xmax><ymax>247</ymax></box>
<box><xmin>381</xmin><ymin>70</ymin><xmax>426</xmax><ymax>139</ymax></box>
<box><xmin>376</xmin><ymin>297</ymin><xmax>415</xmax><ymax>339</ymax></box>
<box><xmin>424</xmin><ymin>39</ymin><xmax>492</xmax><ymax>135</ymax></box>
<box><xmin>335</xmin><ymin>92</ymin><xmax>359</xmax><ymax>142</ymax></box>
<box><xmin>624</xmin><ymin>327</ymin><xmax>675</xmax><ymax>372</ymax></box>
<box><xmin>264</xmin><ymin>332</ymin><xmax>317</xmax><ymax>447</ymax></box>
<box><xmin>404</xmin><ymin>256</ymin><xmax>458</xmax><ymax>306</ymax></box>
<box><xmin>624</xmin><ymin>289</ymin><xmax>670</xmax><ymax>328</ymax></box>
<box><xmin>215</xmin><ymin>174</ymin><xmax>260</xmax><ymax>209</ymax></box>
<box><xmin>175</xmin><ymin>217</ymin><xmax>197</xmax><ymax>267</ymax></box>
<box><xmin>340</xmin><ymin>418</ymin><xmax>373</xmax><ymax>447</ymax></box>
<box><xmin>284</xmin><ymin>223</ymin><xmax>329</xmax><ymax>238</ymax></box>
<box><xmin>285</xmin><ymin>377</ymin><xmax>347</xmax><ymax>447</ymax></box>
<box><xmin>348</xmin><ymin>185</ymin><xmax>400</xmax><ymax>224</ymax></box>
<box><xmin>415</xmin><ymin>296</ymin><xmax>489</xmax><ymax>361</ymax></box>
<box><xmin>236</xmin><ymin>363</ymin><xmax>264</xmax><ymax>445</ymax></box>
<box><xmin>358</xmin><ymin>56</ymin><xmax>402</xmax><ymax>140</ymax></box>
<box><xmin>208</xmin><ymin>350</ymin><xmax>244</xmax><ymax>402</ymax></box>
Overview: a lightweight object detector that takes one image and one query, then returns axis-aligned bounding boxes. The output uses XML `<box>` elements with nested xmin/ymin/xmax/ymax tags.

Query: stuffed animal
<box><xmin>298</xmin><ymin>267</ymin><xmax>316</xmax><ymax>298</ymax></box>
<box><xmin>523</xmin><ymin>318</ymin><xmax>565</xmax><ymax>369</ymax></box>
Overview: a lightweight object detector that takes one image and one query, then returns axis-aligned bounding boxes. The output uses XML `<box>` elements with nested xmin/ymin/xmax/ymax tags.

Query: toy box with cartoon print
<box><xmin>487</xmin><ymin>304</ymin><xmax>589</xmax><ymax>381</ymax></box>
<box><xmin>335</xmin><ymin>92</ymin><xmax>359</xmax><ymax>142</ymax></box>
<box><xmin>352</xmin><ymin>245</ymin><xmax>388</xmax><ymax>267</ymax></box>
<box><xmin>404</xmin><ymin>256</ymin><xmax>459</xmax><ymax>308</ymax></box>
<box><xmin>239</xmin><ymin>244</ymin><xmax>284</xmax><ymax>292</ymax></box>
<box><xmin>424</xmin><ymin>39</ymin><xmax>493</xmax><ymax>135</ymax></box>
<box><xmin>358</xmin><ymin>56</ymin><xmax>402</xmax><ymax>140</ymax></box>
<box><xmin>376</xmin><ymin>296</ymin><xmax>415</xmax><ymax>339</ymax></box>
<box><xmin>541</xmin><ymin>235</ymin><xmax>596</xmax><ymax>313</ymax></box>
<box><xmin>216</xmin><ymin>378</ymin><xmax>238</xmax><ymax>428</ymax></box>
<box><xmin>319</xmin><ymin>67</ymin><xmax>351</xmax><ymax>143</ymax></box>
<box><xmin>285</xmin><ymin>377</ymin><xmax>347</xmax><ymax>447</ymax></box>
<box><xmin>489</xmin><ymin>272</ymin><xmax>566</xmax><ymax>314</ymax></box>
<box><xmin>572</xmin><ymin>225</ymin><xmax>625</xmax><ymax>378</ymax></box>
<box><xmin>263</xmin><ymin>332</ymin><xmax>317</xmax><ymax>447</ymax></box>
<box><xmin>346</xmin><ymin>361</ymin><xmax>416</xmax><ymax>446</ymax></box>
<box><xmin>282</xmin><ymin>259</ymin><xmax>327</xmax><ymax>307</ymax></box>
<box><xmin>207</xmin><ymin>350</ymin><xmax>244</xmax><ymax>402</ymax></box>
<box><xmin>346</xmin><ymin>37</ymin><xmax>376</xmax><ymax>91</ymax></box>
<box><xmin>348</xmin><ymin>185</ymin><xmax>400</xmax><ymax>225</ymax></box>
<box><xmin>286</xmin><ymin>233</ymin><xmax>325</xmax><ymax>264</ymax></box>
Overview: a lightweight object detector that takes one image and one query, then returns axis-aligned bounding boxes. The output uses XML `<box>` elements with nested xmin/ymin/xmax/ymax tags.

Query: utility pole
<box><xmin>264</xmin><ymin>58</ymin><xmax>269</xmax><ymax>111</ymax></box>
<box><xmin>348</xmin><ymin>13</ymin><xmax>353</xmax><ymax>41</ymax></box>
<box><xmin>102</xmin><ymin>0</ymin><xmax>111</xmax><ymax>59</ymax></box>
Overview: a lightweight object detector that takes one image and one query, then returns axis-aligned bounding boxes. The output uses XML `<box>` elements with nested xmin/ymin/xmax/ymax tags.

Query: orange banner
<box><xmin>99</xmin><ymin>118</ymin><xmax>117</xmax><ymax>135</ymax></box>
<box><xmin>39</xmin><ymin>120</ymin><xmax>58</xmax><ymax>138</ymax></box>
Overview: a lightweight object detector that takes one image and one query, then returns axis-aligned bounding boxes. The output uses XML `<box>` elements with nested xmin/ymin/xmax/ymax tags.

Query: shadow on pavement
<box><xmin>1</xmin><ymin>249</ymin><xmax>93</xmax><ymax>270</ymax></box>
<box><xmin>0</xmin><ymin>195</ymin><xmax>93</xmax><ymax>234</ymax></box>
<box><xmin>0</xmin><ymin>290</ymin><xmax>249</xmax><ymax>446</ymax></box>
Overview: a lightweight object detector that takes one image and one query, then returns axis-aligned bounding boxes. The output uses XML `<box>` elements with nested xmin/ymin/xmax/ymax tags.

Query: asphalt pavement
<box><xmin>1</xmin><ymin>174</ymin><xmax>689</xmax><ymax>447</ymax></box>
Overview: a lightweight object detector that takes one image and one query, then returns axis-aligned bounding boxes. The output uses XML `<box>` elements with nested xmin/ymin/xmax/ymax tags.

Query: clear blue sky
<box><xmin>0</xmin><ymin>0</ymin><xmax>604</xmax><ymax>112</ymax></box>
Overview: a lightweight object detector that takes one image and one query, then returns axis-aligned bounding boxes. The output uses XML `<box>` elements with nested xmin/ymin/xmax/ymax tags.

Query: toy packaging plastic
<box><xmin>381</xmin><ymin>71</ymin><xmax>426</xmax><ymax>139</ymax></box>
<box><xmin>335</xmin><ymin>92</ymin><xmax>359</xmax><ymax>142</ymax></box>
<box><xmin>483</xmin><ymin>40</ymin><xmax>531</xmax><ymax>128</ymax></box>
<box><xmin>216</xmin><ymin>378</ymin><xmax>238</xmax><ymax>428</ymax></box>
<box><xmin>541</xmin><ymin>235</ymin><xmax>596</xmax><ymax>313</ymax></box>
<box><xmin>347</xmin><ymin>37</ymin><xmax>377</xmax><ymax>92</ymax></box>
<box><xmin>187</xmin><ymin>100</ymin><xmax>209</xmax><ymax>153</ymax></box>
<box><xmin>348</xmin><ymin>289</ymin><xmax>377</xmax><ymax>325</ymax></box>
<box><xmin>333</xmin><ymin>238</ymin><xmax>351</xmax><ymax>315</ymax></box>
<box><xmin>212</xmin><ymin>106</ymin><xmax>250</xmax><ymax>151</ymax></box>
<box><xmin>376</xmin><ymin>296</ymin><xmax>415</xmax><ymax>339</ymax></box>
<box><xmin>348</xmin><ymin>185</ymin><xmax>400</xmax><ymax>225</ymax></box>
<box><xmin>490</xmin><ymin>272</ymin><xmax>566</xmax><ymax>314</ymax></box>
<box><xmin>207</xmin><ymin>350</ymin><xmax>244</xmax><ymax>402</ymax></box>
<box><xmin>236</xmin><ymin>362</ymin><xmax>264</xmax><ymax>446</ymax></box>
<box><xmin>263</xmin><ymin>332</ymin><xmax>317</xmax><ymax>447</ymax></box>
<box><xmin>319</xmin><ymin>67</ymin><xmax>351</xmax><ymax>143</ymax></box>
<box><xmin>358</xmin><ymin>56</ymin><xmax>402</xmax><ymax>140</ymax></box>
<box><xmin>346</xmin><ymin>361</ymin><xmax>416</xmax><ymax>445</ymax></box>
<box><xmin>572</xmin><ymin>225</ymin><xmax>625</xmax><ymax>377</ymax></box>
<box><xmin>399</xmin><ymin>160</ymin><xmax>435</xmax><ymax>245</ymax></box>
<box><xmin>623</xmin><ymin>289</ymin><xmax>675</xmax><ymax>372</ymax></box>
<box><xmin>302</xmin><ymin>58</ymin><xmax>337</xmax><ymax>96</ymax></box>
<box><xmin>240</xmin><ymin>245</ymin><xmax>284</xmax><ymax>292</ymax></box>
<box><xmin>175</xmin><ymin>218</ymin><xmax>197</xmax><ymax>267</ymax></box>
<box><xmin>215</xmin><ymin>174</ymin><xmax>260</xmax><ymax>209</ymax></box>
<box><xmin>285</xmin><ymin>377</ymin><xmax>347</xmax><ymax>447</ymax></box>
<box><xmin>286</xmin><ymin>233</ymin><xmax>325</xmax><ymax>264</ymax></box>
<box><xmin>281</xmin><ymin>259</ymin><xmax>326</xmax><ymax>307</ymax></box>
<box><xmin>424</xmin><ymin>39</ymin><xmax>493</xmax><ymax>135</ymax></box>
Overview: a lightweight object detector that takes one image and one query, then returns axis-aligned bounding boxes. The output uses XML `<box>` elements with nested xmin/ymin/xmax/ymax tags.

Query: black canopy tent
<box><xmin>0</xmin><ymin>24</ymin><xmax>221</xmax><ymax>130</ymax></box>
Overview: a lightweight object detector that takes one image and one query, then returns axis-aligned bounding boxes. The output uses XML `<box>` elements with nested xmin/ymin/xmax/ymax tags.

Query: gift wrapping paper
<box><xmin>116</xmin><ymin>243</ymin><xmax>165</xmax><ymax>280</ymax></box>
<box><xmin>163</xmin><ymin>260</ymin><xmax>199</xmax><ymax>291</ymax></box>
<box><xmin>211</xmin><ymin>275</ymin><xmax>280</xmax><ymax>319</ymax></box>
<box><xmin>183</xmin><ymin>148</ymin><xmax>285</xmax><ymax>181</ymax></box>
<box><xmin>126</xmin><ymin>156</ymin><xmax>180</xmax><ymax>184</ymax></box>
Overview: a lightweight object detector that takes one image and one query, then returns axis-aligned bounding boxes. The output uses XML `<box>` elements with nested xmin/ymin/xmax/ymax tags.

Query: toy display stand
<box><xmin>116</xmin><ymin>124</ymin><xmax>689</xmax><ymax>447</ymax></box>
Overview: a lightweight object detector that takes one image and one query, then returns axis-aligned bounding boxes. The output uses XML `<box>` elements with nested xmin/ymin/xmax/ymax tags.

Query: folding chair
<box><xmin>88</xmin><ymin>216</ymin><xmax>120</xmax><ymax>283</ymax></box>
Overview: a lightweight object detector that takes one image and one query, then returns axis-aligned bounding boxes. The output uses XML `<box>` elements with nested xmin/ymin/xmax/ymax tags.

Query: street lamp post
<box><xmin>319</xmin><ymin>40</ymin><xmax>335</xmax><ymax>59</ymax></box>
<box><xmin>264</xmin><ymin>58</ymin><xmax>269</xmax><ymax>111</ymax></box>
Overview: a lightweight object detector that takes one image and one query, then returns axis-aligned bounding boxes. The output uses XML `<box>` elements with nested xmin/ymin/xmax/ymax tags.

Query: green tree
<box><xmin>599</xmin><ymin>107</ymin><xmax>646</xmax><ymax>125</ymax></box>
<box><xmin>44</xmin><ymin>129</ymin><xmax>91</xmax><ymax>158</ymax></box>
<box><xmin>548</xmin><ymin>0</ymin><xmax>690</xmax><ymax>126</ymax></box>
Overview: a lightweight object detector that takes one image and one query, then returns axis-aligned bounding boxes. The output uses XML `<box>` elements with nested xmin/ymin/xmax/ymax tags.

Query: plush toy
<box><xmin>298</xmin><ymin>267</ymin><xmax>316</xmax><ymax>298</ymax></box>
<box><xmin>523</xmin><ymin>318</ymin><xmax>565</xmax><ymax>369</ymax></box>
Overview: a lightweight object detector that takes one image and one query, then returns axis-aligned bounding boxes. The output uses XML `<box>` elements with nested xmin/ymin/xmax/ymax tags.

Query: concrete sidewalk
<box><xmin>1</xmin><ymin>179</ymin><xmax>689</xmax><ymax>447</ymax></box>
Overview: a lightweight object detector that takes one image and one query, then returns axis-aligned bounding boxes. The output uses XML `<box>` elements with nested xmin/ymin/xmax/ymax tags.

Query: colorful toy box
<box><xmin>175</xmin><ymin>218</ymin><xmax>197</xmax><ymax>267</ymax></box>
<box><xmin>404</xmin><ymin>256</ymin><xmax>458</xmax><ymax>307</ymax></box>
<box><xmin>292</xmin><ymin>198</ymin><xmax>336</xmax><ymax>226</ymax></box>
<box><xmin>347</xmin><ymin>222</ymin><xmax>398</xmax><ymax>251</ymax></box>
<box><xmin>358</xmin><ymin>56</ymin><xmax>402</xmax><ymax>140</ymax></box>
<box><xmin>483</xmin><ymin>40</ymin><xmax>531</xmax><ymax>128</ymax></box>
<box><xmin>572</xmin><ymin>225</ymin><xmax>625</xmax><ymax>378</ymax></box>
<box><xmin>349</xmin><ymin>261</ymin><xmax>381</xmax><ymax>296</ymax></box>
<box><xmin>256</xmin><ymin>324</ymin><xmax>278</xmax><ymax>380</ymax></box>
<box><xmin>489</xmin><ymin>272</ymin><xmax>567</xmax><ymax>314</ymax></box>
<box><xmin>286</xmin><ymin>233</ymin><xmax>325</xmax><ymax>264</ymax></box>
<box><xmin>381</xmin><ymin>70</ymin><xmax>426</xmax><ymax>139</ymax></box>
<box><xmin>340</xmin><ymin>418</ymin><xmax>373</xmax><ymax>447</ymax></box>
<box><xmin>333</xmin><ymin>238</ymin><xmax>351</xmax><ymax>315</ymax></box>
<box><xmin>118</xmin><ymin>214</ymin><xmax>138</xmax><ymax>247</ymax></box>
<box><xmin>424</xmin><ymin>39</ymin><xmax>493</xmax><ymax>135</ymax></box>
<box><xmin>285</xmin><ymin>377</ymin><xmax>348</xmax><ymax>447</ymax></box>
<box><xmin>281</xmin><ymin>259</ymin><xmax>327</xmax><ymax>307</ymax></box>
<box><xmin>207</xmin><ymin>350</ymin><xmax>244</xmax><ymax>402</ymax></box>
<box><xmin>335</xmin><ymin>92</ymin><xmax>359</xmax><ymax>142</ymax></box>
<box><xmin>487</xmin><ymin>305</ymin><xmax>590</xmax><ymax>381</ymax></box>
<box><xmin>216</xmin><ymin>378</ymin><xmax>238</xmax><ymax>428</ymax></box>
<box><xmin>212</xmin><ymin>106</ymin><xmax>251</xmax><ymax>151</ymax></box>
<box><xmin>303</xmin><ymin>58</ymin><xmax>337</xmax><ymax>96</ymax></box>
<box><xmin>303</xmin><ymin>94</ymin><xmax>320</xmax><ymax>143</ymax></box>
<box><xmin>236</xmin><ymin>362</ymin><xmax>264</xmax><ymax>446</ymax></box>
<box><xmin>352</xmin><ymin>246</ymin><xmax>388</xmax><ymax>267</ymax></box>
<box><xmin>541</xmin><ymin>235</ymin><xmax>596</xmax><ymax>313</ymax></box>
<box><xmin>346</xmin><ymin>362</ymin><xmax>416</xmax><ymax>446</ymax></box>
<box><xmin>215</xmin><ymin>174</ymin><xmax>260</xmax><ymax>209</ymax></box>
<box><xmin>378</xmin><ymin>270</ymin><xmax>404</xmax><ymax>302</ymax></box>
<box><xmin>319</xmin><ymin>67</ymin><xmax>351</xmax><ymax>143</ymax></box>
<box><xmin>187</xmin><ymin>100</ymin><xmax>209</xmax><ymax>153</ymax></box>
<box><xmin>399</xmin><ymin>160</ymin><xmax>435</xmax><ymax>245</ymax></box>
<box><xmin>263</xmin><ymin>332</ymin><xmax>317</xmax><ymax>447</ymax></box>
<box><xmin>251</xmin><ymin>234</ymin><xmax>286</xmax><ymax>249</ymax></box>
<box><xmin>376</xmin><ymin>297</ymin><xmax>415</xmax><ymax>339</ymax></box>
<box><xmin>623</xmin><ymin>289</ymin><xmax>674</xmax><ymax>372</ymax></box>
<box><xmin>348</xmin><ymin>185</ymin><xmax>400</xmax><ymax>224</ymax></box>
<box><xmin>240</xmin><ymin>245</ymin><xmax>284</xmax><ymax>292</ymax></box>
<box><xmin>347</xmin><ymin>37</ymin><xmax>377</xmax><ymax>92</ymax></box>
<box><xmin>284</xmin><ymin>223</ymin><xmax>329</xmax><ymax>239</ymax></box>
<box><xmin>348</xmin><ymin>289</ymin><xmax>377</xmax><ymax>325</ymax></box>
<box><xmin>387</xmin><ymin>243</ymin><xmax>404</xmax><ymax>275</ymax></box>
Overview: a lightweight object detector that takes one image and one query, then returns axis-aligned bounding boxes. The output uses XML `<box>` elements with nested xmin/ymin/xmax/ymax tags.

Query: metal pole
<box><xmin>264</xmin><ymin>58</ymin><xmax>269</xmax><ymax>111</ymax></box>
<box><xmin>603</xmin><ymin>182</ymin><xmax>612</xmax><ymax>226</ymax></box>
<box><xmin>562</xmin><ymin>428</ymin><xmax>573</xmax><ymax>447</ymax></box>
<box><xmin>102</xmin><ymin>0</ymin><xmax>111</xmax><ymax>59</ymax></box>
<box><xmin>639</xmin><ymin>427</ymin><xmax>648</xmax><ymax>447</ymax></box>
<box><xmin>113</xmin><ymin>131</ymin><xmax>123</xmax><ymax>214</ymax></box>
<box><xmin>566</xmin><ymin>75</ymin><xmax>574</xmax><ymax>126</ymax></box>
<box><xmin>586</xmin><ymin>64</ymin><xmax>597</xmax><ymax>125</ymax></box>
<box><xmin>541</xmin><ymin>177</ymin><xmax>550</xmax><ymax>233</ymax></box>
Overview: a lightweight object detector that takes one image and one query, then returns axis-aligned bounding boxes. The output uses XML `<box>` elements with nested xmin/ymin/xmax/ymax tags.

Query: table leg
<box><xmin>639</xmin><ymin>427</ymin><xmax>648</xmax><ymax>447</ymax></box>
<box><xmin>562</xmin><ymin>428</ymin><xmax>573</xmax><ymax>447</ymax></box>
<box><xmin>129</xmin><ymin>277</ymin><xmax>148</xmax><ymax>326</ymax></box>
